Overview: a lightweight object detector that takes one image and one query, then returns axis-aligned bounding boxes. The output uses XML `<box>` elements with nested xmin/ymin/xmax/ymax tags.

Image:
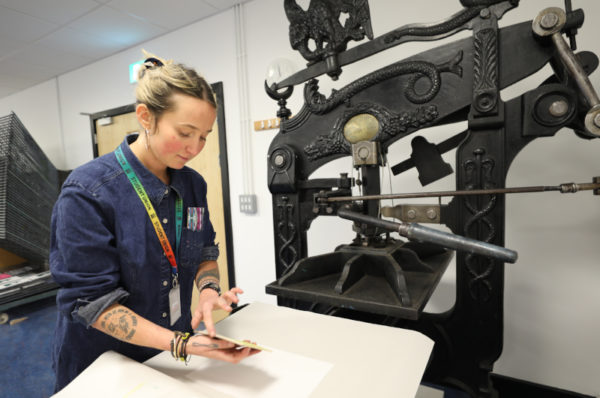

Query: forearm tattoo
<box><xmin>192</xmin><ymin>341</ymin><xmax>220</xmax><ymax>349</ymax></box>
<box><xmin>99</xmin><ymin>307</ymin><xmax>138</xmax><ymax>341</ymax></box>
<box><xmin>195</xmin><ymin>264</ymin><xmax>220</xmax><ymax>287</ymax></box>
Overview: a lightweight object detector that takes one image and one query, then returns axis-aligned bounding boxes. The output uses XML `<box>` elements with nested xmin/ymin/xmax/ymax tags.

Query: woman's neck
<box><xmin>129</xmin><ymin>136</ymin><xmax>170</xmax><ymax>185</ymax></box>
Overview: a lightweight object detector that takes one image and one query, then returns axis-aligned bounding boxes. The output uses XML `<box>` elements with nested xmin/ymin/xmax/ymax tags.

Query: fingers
<box><xmin>186</xmin><ymin>335</ymin><xmax>260</xmax><ymax>364</ymax></box>
<box><xmin>205</xmin><ymin>345</ymin><xmax>261</xmax><ymax>364</ymax></box>
<box><xmin>229</xmin><ymin>287</ymin><xmax>244</xmax><ymax>295</ymax></box>
<box><xmin>202</xmin><ymin>302</ymin><xmax>216</xmax><ymax>337</ymax></box>
<box><xmin>191</xmin><ymin>308</ymin><xmax>203</xmax><ymax>330</ymax></box>
<box><xmin>218</xmin><ymin>293</ymin><xmax>237</xmax><ymax>312</ymax></box>
<box><xmin>193</xmin><ymin>287</ymin><xmax>245</xmax><ymax>334</ymax></box>
<box><xmin>218</xmin><ymin>287</ymin><xmax>244</xmax><ymax>312</ymax></box>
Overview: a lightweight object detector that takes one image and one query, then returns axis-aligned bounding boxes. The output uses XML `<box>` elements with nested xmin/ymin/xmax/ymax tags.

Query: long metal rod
<box><xmin>324</xmin><ymin>181</ymin><xmax>600</xmax><ymax>203</ymax></box>
<box><xmin>337</xmin><ymin>209</ymin><xmax>518</xmax><ymax>263</ymax></box>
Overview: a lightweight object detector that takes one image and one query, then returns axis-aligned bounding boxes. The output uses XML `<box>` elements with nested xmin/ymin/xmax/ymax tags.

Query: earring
<box><xmin>144</xmin><ymin>129</ymin><xmax>149</xmax><ymax>150</ymax></box>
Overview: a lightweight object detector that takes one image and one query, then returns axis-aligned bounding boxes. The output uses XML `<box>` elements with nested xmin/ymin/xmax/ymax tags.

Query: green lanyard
<box><xmin>115</xmin><ymin>146</ymin><xmax>182</xmax><ymax>278</ymax></box>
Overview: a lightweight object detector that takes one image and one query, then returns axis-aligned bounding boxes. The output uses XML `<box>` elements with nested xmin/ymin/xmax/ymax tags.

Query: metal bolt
<box><xmin>594</xmin><ymin>113</ymin><xmax>600</xmax><ymax>128</ymax></box>
<box><xmin>479</xmin><ymin>8</ymin><xmax>490</xmax><ymax>19</ymax></box>
<box><xmin>407</xmin><ymin>209</ymin><xmax>417</xmax><ymax>220</ymax></box>
<box><xmin>426</xmin><ymin>209</ymin><xmax>437</xmax><ymax>220</ymax></box>
<box><xmin>326</xmin><ymin>207</ymin><xmax>334</xmax><ymax>214</ymax></box>
<box><xmin>548</xmin><ymin>100</ymin><xmax>568</xmax><ymax>117</ymax></box>
<box><xmin>358</xmin><ymin>146</ymin><xmax>370</xmax><ymax>160</ymax></box>
<box><xmin>274</xmin><ymin>154</ymin><xmax>285</xmax><ymax>167</ymax></box>
<box><xmin>540</xmin><ymin>13</ymin><xmax>559</xmax><ymax>30</ymax></box>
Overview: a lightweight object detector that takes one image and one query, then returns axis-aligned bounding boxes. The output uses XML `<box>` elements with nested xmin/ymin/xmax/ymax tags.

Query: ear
<box><xmin>136</xmin><ymin>103</ymin><xmax>152</xmax><ymax>130</ymax></box>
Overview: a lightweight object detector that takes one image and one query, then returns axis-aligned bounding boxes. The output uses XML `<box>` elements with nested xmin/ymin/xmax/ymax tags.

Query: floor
<box><xmin>0</xmin><ymin>296</ymin><xmax>470</xmax><ymax>398</ymax></box>
<box><xmin>0</xmin><ymin>296</ymin><xmax>56</xmax><ymax>398</ymax></box>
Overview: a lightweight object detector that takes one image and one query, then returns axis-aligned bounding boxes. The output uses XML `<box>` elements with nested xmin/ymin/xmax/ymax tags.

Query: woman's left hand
<box><xmin>191</xmin><ymin>287</ymin><xmax>244</xmax><ymax>336</ymax></box>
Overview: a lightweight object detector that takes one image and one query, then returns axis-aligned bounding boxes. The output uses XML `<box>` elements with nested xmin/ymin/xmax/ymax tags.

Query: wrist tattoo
<box><xmin>195</xmin><ymin>267</ymin><xmax>220</xmax><ymax>287</ymax></box>
<box><xmin>100</xmin><ymin>307</ymin><xmax>138</xmax><ymax>341</ymax></box>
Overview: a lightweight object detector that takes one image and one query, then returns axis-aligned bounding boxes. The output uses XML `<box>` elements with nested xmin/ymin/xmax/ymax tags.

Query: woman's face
<box><xmin>148</xmin><ymin>93</ymin><xmax>217</xmax><ymax>169</ymax></box>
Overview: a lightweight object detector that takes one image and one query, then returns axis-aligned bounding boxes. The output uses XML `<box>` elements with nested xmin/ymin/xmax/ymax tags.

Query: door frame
<box><xmin>88</xmin><ymin>82</ymin><xmax>236</xmax><ymax>288</ymax></box>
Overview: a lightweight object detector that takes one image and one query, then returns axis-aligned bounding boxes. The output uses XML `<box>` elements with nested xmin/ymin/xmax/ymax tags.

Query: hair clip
<box><xmin>144</xmin><ymin>57</ymin><xmax>164</xmax><ymax>68</ymax></box>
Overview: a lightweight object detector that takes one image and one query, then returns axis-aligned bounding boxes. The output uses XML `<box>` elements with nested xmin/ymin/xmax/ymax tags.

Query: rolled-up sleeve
<box><xmin>199</xmin><ymin>199</ymin><xmax>219</xmax><ymax>263</ymax></box>
<box><xmin>50</xmin><ymin>182</ymin><xmax>128</xmax><ymax>327</ymax></box>
<box><xmin>200</xmin><ymin>244</ymin><xmax>219</xmax><ymax>262</ymax></box>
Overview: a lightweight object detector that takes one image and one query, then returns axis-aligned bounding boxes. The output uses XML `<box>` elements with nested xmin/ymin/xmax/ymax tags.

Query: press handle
<box><xmin>337</xmin><ymin>209</ymin><xmax>518</xmax><ymax>263</ymax></box>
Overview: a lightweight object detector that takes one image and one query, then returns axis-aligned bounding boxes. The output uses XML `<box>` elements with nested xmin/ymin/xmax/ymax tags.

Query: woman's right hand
<box><xmin>185</xmin><ymin>334</ymin><xmax>260</xmax><ymax>363</ymax></box>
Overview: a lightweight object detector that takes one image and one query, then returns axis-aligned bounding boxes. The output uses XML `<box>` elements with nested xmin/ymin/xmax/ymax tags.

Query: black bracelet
<box><xmin>198</xmin><ymin>280</ymin><xmax>221</xmax><ymax>296</ymax></box>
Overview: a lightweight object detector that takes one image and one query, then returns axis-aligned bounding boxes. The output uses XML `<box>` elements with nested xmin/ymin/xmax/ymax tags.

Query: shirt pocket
<box><xmin>180</xmin><ymin>226</ymin><xmax>206</xmax><ymax>268</ymax></box>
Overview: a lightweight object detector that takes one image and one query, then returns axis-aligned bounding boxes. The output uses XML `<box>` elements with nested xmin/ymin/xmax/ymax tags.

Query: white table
<box><xmin>54</xmin><ymin>302</ymin><xmax>439</xmax><ymax>398</ymax></box>
<box><xmin>146</xmin><ymin>302</ymin><xmax>435</xmax><ymax>398</ymax></box>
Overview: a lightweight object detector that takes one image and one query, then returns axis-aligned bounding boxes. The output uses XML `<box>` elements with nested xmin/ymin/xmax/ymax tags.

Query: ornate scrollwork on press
<box><xmin>303</xmin><ymin>126</ymin><xmax>352</xmax><ymax>161</ymax></box>
<box><xmin>304</xmin><ymin>103</ymin><xmax>439</xmax><ymax>161</ymax></box>
<box><xmin>383</xmin><ymin>6</ymin><xmax>483</xmax><ymax>45</ymax></box>
<box><xmin>460</xmin><ymin>0</ymin><xmax>515</xmax><ymax>6</ymax></box>
<box><xmin>462</xmin><ymin>148</ymin><xmax>497</xmax><ymax>302</ymax></box>
<box><xmin>304</xmin><ymin>51</ymin><xmax>462</xmax><ymax>115</ymax></box>
<box><xmin>276</xmin><ymin>196</ymin><xmax>298</xmax><ymax>273</ymax></box>
<box><xmin>284</xmin><ymin>0</ymin><xmax>373</xmax><ymax>63</ymax></box>
<box><xmin>473</xmin><ymin>28</ymin><xmax>498</xmax><ymax>113</ymax></box>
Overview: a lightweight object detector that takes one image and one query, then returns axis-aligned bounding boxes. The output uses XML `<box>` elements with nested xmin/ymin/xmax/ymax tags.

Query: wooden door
<box><xmin>96</xmin><ymin>112</ymin><xmax>140</xmax><ymax>156</ymax></box>
<box><xmin>91</xmin><ymin>83</ymin><xmax>234</xmax><ymax>323</ymax></box>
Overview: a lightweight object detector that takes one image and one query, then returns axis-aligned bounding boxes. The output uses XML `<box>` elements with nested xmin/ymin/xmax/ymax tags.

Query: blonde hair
<box><xmin>135</xmin><ymin>50</ymin><xmax>216</xmax><ymax>120</ymax></box>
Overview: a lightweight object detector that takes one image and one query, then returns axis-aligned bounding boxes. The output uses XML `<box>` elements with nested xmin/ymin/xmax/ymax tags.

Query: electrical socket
<box><xmin>239</xmin><ymin>194</ymin><xmax>257</xmax><ymax>214</ymax></box>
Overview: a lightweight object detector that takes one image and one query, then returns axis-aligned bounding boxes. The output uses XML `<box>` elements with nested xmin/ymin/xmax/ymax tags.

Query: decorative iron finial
<box><xmin>284</xmin><ymin>0</ymin><xmax>373</xmax><ymax>80</ymax></box>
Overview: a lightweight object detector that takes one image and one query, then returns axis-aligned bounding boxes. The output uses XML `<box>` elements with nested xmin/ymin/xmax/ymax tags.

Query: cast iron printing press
<box><xmin>264</xmin><ymin>1</ymin><xmax>599</xmax><ymax>396</ymax></box>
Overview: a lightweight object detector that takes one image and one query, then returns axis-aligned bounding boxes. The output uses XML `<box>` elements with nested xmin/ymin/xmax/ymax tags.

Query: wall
<box><xmin>0</xmin><ymin>0</ymin><xmax>598</xmax><ymax>395</ymax></box>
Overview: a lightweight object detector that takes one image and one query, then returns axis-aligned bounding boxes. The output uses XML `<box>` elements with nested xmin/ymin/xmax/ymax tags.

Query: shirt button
<box><xmin>162</xmin><ymin>218</ymin><xmax>168</xmax><ymax>224</ymax></box>
<box><xmin>162</xmin><ymin>280</ymin><xmax>168</xmax><ymax>287</ymax></box>
<box><xmin>162</xmin><ymin>312</ymin><xmax>168</xmax><ymax>318</ymax></box>
<box><xmin>164</xmin><ymin>188</ymin><xmax>169</xmax><ymax>195</ymax></box>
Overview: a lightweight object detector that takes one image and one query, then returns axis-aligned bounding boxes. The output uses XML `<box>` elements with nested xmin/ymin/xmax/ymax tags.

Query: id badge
<box><xmin>168</xmin><ymin>284</ymin><xmax>181</xmax><ymax>326</ymax></box>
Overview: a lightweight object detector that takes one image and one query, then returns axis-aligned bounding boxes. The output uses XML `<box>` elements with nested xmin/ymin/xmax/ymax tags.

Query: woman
<box><xmin>50</xmin><ymin>53</ymin><xmax>258</xmax><ymax>392</ymax></box>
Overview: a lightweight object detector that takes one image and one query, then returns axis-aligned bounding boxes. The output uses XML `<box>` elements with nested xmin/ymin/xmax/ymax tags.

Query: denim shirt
<box><xmin>50</xmin><ymin>134</ymin><xmax>219</xmax><ymax>391</ymax></box>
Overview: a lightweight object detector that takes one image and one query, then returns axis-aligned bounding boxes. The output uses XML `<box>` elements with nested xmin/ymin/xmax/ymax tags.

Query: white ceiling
<box><xmin>0</xmin><ymin>0</ymin><xmax>249</xmax><ymax>99</ymax></box>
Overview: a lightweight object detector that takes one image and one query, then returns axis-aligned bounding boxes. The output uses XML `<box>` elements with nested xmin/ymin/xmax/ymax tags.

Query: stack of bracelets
<box><xmin>171</xmin><ymin>331</ymin><xmax>192</xmax><ymax>364</ymax></box>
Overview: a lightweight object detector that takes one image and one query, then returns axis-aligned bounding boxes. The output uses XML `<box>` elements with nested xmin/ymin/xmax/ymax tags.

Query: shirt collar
<box><xmin>120</xmin><ymin>134</ymin><xmax>184</xmax><ymax>204</ymax></box>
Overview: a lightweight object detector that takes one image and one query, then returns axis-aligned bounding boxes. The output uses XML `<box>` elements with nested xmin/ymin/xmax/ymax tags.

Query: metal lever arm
<box><xmin>337</xmin><ymin>209</ymin><xmax>518</xmax><ymax>263</ymax></box>
<box><xmin>533</xmin><ymin>7</ymin><xmax>600</xmax><ymax>136</ymax></box>
<box><xmin>276</xmin><ymin>1</ymin><xmax>517</xmax><ymax>89</ymax></box>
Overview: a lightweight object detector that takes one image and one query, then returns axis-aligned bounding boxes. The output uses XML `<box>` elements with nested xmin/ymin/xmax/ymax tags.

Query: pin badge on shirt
<box><xmin>187</xmin><ymin>207</ymin><xmax>205</xmax><ymax>231</ymax></box>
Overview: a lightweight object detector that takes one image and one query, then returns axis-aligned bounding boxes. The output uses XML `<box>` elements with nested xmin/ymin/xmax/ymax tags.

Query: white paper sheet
<box><xmin>52</xmin><ymin>351</ymin><xmax>210</xmax><ymax>398</ymax></box>
<box><xmin>145</xmin><ymin>348</ymin><xmax>333</xmax><ymax>398</ymax></box>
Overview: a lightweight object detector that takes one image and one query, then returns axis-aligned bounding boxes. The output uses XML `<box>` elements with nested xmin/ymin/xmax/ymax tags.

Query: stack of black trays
<box><xmin>0</xmin><ymin>112</ymin><xmax>61</xmax><ymax>308</ymax></box>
